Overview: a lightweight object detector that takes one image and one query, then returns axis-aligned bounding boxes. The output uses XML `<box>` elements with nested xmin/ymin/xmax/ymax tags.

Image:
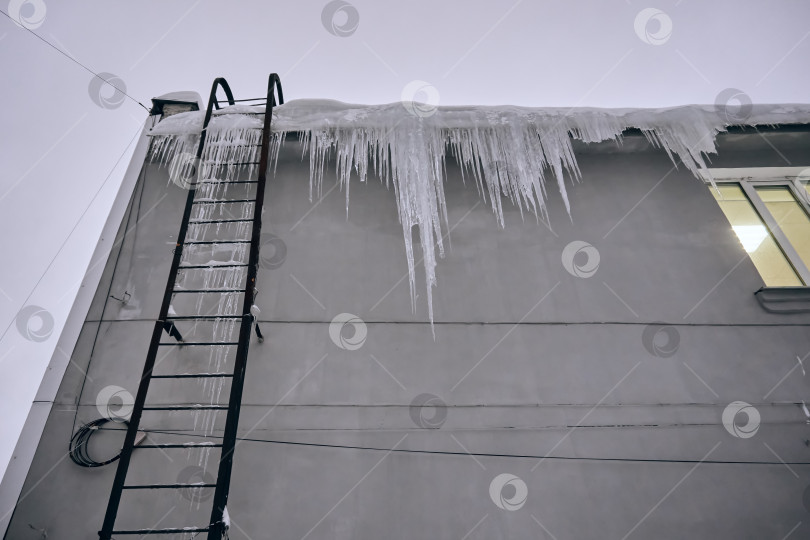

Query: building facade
<box><xmin>2</xmin><ymin>90</ymin><xmax>810</xmax><ymax>539</ymax></box>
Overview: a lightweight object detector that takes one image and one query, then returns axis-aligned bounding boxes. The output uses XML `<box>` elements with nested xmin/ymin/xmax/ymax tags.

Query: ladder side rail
<box><xmin>99</xmin><ymin>76</ymin><xmax>235</xmax><ymax>539</ymax></box>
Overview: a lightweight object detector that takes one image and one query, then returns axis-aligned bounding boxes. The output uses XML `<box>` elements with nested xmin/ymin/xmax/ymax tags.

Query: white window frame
<box><xmin>700</xmin><ymin>166</ymin><xmax>810</xmax><ymax>285</ymax></box>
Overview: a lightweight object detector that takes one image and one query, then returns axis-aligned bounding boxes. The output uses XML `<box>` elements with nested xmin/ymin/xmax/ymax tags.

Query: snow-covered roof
<box><xmin>152</xmin><ymin>91</ymin><xmax>204</xmax><ymax>107</ymax></box>
<box><xmin>151</xmin><ymin>99</ymin><xmax>810</xmax><ymax>138</ymax></box>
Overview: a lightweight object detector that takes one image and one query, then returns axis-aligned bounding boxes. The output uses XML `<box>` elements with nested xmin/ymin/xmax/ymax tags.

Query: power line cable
<box><xmin>102</xmin><ymin>427</ymin><xmax>810</xmax><ymax>466</ymax></box>
<box><xmin>0</xmin><ymin>9</ymin><xmax>150</xmax><ymax>112</ymax></box>
<box><xmin>0</xmin><ymin>124</ymin><xmax>143</xmax><ymax>346</ymax></box>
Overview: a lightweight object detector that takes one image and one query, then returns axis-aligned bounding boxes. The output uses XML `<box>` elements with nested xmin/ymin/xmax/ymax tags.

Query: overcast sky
<box><xmin>1</xmin><ymin>0</ymin><xmax>809</xmax><ymax>483</ymax></box>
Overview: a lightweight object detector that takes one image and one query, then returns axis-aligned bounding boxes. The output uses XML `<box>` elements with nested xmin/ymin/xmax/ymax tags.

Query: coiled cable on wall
<box><xmin>69</xmin><ymin>418</ymin><xmax>128</xmax><ymax>468</ymax></box>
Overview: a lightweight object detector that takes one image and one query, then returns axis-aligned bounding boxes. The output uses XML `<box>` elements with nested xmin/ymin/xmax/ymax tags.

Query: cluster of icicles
<box><xmin>149</xmin><ymin>100</ymin><xmax>810</xmax><ymax>324</ymax></box>
<box><xmin>157</xmin><ymin>132</ymin><xmax>264</xmax><ymax>513</ymax></box>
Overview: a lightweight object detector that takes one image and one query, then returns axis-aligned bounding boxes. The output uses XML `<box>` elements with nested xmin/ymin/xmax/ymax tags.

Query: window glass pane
<box><xmin>710</xmin><ymin>184</ymin><xmax>802</xmax><ymax>286</ymax></box>
<box><xmin>757</xmin><ymin>187</ymin><xmax>795</xmax><ymax>202</ymax></box>
<box><xmin>755</xmin><ymin>186</ymin><xmax>810</xmax><ymax>273</ymax></box>
<box><xmin>710</xmin><ymin>184</ymin><xmax>747</xmax><ymax>202</ymax></box>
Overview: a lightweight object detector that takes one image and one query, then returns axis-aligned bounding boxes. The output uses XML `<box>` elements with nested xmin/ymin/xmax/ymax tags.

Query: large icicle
<box><xmin>147</xmin><ymin>100</ymin><xmax>810</xmax><ymax>325</ymax></box>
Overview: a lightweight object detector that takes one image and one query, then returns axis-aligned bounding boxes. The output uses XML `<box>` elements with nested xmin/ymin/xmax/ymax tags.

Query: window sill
<box><xmin>755</xmin><ymin>287</ymin><xmax>810</xmax><ymax>314</ymax></box>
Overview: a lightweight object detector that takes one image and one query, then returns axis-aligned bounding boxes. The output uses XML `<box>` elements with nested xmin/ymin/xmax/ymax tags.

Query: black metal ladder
<box><xmin>99</xmin><ymin>74</ymin><xmax>283</xmax><ymax>539</ymax></box>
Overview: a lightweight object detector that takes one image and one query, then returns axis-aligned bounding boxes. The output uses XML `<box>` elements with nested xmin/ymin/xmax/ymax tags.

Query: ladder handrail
<box><xmin>199</xmin><ymin>77</ymin><xmax>236</xmax><ymax>157</ymax></box>
<box><xmin>268</xmin><ymin>72</ymin><xmax>284</xmax><ymax>107</ymax></box>
<box><xmin>209</xmin><ymin>77</ymin><xmax>236</xmax><ymax>111</ymax></box>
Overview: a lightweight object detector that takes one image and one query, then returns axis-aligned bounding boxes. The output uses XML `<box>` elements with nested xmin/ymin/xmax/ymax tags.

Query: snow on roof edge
<box><xmin>144</xmin><ymin>99</ymin><xmax>810</xmax><ymax>328</ymax></box>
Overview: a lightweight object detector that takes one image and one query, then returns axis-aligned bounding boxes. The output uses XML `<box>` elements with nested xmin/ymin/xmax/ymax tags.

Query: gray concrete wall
<box><xmin>4</xmin><ymin>126</ymin><xmax>810</xmax><ymax>539</ymax></box>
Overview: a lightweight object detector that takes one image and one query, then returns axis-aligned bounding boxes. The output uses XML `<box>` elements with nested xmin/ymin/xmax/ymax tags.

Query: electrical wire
<box><xmin>69</xmin><ymin>152</ymin><xmax>149</xmax><ymax>438</ymax></box>
<box><xmin>69</xmin><ymin>418</ymin><xmax>129</xmax><ymax>467</ymax></box>
<box><xmin>0</xmin><ymin>9</ymin><xmax>150</xmax><ymax>112</ymax></box>
<box><xmin>0</xmin><ymin>124</ymin><xmax>144</xmax><ymax>348</ymax></box>
<box><xmin>99</xmin><ymin>427</ymin><xmax>810</xmax><ymax>466</ymax></box>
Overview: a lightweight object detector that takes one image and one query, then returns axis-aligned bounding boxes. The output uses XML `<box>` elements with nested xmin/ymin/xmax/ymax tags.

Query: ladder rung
<box><xmin>208</xmin><ymin>138</ymin><xmax>262</xmax><ymax>144</ymax></box>
<box><xmin>178</xmin><ymin>263</ymin><xmax>250</xmax><ymax>269</ymax></box>
<box><xmin>172</xmin><ymin>289</ymin><xmax>245</xmax><ymax>294</ymax></box>
<box><xmin>139</xmin><ymin>443</ymin><xmax>223</xmax><ymax>448</ymax></box>
<box><xmin>112</xmin><ymin>528</ymin><xmax>210</xmax><ymax>535</ymax></box>
<box><xmin>195</xmin><ymin>180</ymin><xmax>259</xmax><ymax>185</ymax></box>
<box><xmin>183</xmin><ymin>240</ymin><xmax>251</xmax><ymax>245</ymax></box>
<box><xmin>205</xmin><ymin>161</ymin><xmax>261</xmax><ymax>166</ymax></box>
<box><xmin>165</xmin><ymin>315</ymin><xmax>244</xmax><ymax>320</ymax></box>
<box><xmin>158</xmin><ymin>342</ymin><xmax>239</xmax><ymax>346</ymax></box>
<box><xmin>152</xmin><ymin>373</ymin><xmax>233</xmax><ymax>379</ymax></box>
<box><xmin>188</xmin><ymin>219</ymin><xmax>254</xmax><ymax>224</ymax></box>
<box><xmin>143</xmin><ymin>405</ymin><xmax>229</xmax><ymax>410</ymax></box>
<box><xmin>193</xmin><ymin>199</ymin><xmax>256</xmax><ymax>204</ymax></box>
<box><xmin>122</xmin><ymin>483</ymin><xmax>217</xmax><ymax>490</ymax></box>
<box><xmin>209</xmin><ymin>143</ymin><xmax>262</xmax><ymax>147</ymax></box>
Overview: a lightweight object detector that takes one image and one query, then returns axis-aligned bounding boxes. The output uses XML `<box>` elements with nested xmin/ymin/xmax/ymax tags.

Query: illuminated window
<box><xmin>708</xmin><ymin>178</ymin><xmax>810</xmax><ymax>286</ymax></box>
